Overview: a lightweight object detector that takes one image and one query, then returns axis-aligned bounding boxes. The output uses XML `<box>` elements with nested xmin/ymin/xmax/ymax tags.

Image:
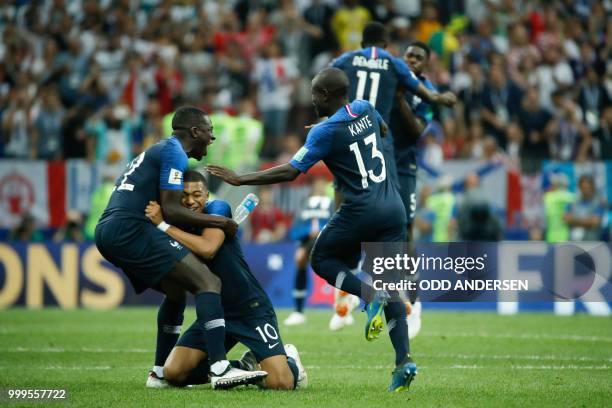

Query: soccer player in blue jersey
<box><xmin>208</xmin><ymin>68</ymin><xmax>418</xmax><ymax>392</ymax></box>
<box><xmin>94</xmin><ymin>106</ymin><xmax>266</xmax><ymax>389</ymax></box>
<box><xmin>144</xmin><ymin>171</ymin><xmax>306</xmax><ymax>390</ymax></box>
<box><xmin>331</xmin><ymin>22</ymin><xmax>456</xmax><ymax>188</ymax></box>
<box><xmin>389</xmin><ymin>41</ymin><xmax>437</xmax><ymax>338</ymax></box>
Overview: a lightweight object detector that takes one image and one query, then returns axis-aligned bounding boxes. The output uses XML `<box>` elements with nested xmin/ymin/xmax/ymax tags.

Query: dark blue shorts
<box><xmin>95</xmin><ymin>217</ymin><xmax>190</xmax><ymax>294</ymax></box>
<box><xmin>311</xmin><ymin>200</ymin><xmax>407</xmax><ymax>270</ymax></box>
<box><xmin>177</xmin><ymin>310</ymin><xmax>285</xmax><ymax>362</ymax></box>
<box><xmin>397</xmin><ymin>172</ymin><xmax>417</xmax><ymax>224</ymax></box>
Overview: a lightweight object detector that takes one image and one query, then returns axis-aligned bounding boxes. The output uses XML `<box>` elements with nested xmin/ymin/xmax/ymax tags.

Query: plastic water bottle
<box><xmin>233</xmin><ymin>193</ymin><xmax>259</xmax><ymax>224</ymax></box>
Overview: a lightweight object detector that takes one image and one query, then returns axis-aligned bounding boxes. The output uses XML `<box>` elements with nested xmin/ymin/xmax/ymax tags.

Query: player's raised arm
<box><xmin>207</xmin><ymin>163</ymin><xmax>301</xmax><ymax>186</ymax></box>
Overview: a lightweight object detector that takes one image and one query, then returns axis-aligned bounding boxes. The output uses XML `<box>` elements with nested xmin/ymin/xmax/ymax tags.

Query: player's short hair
<box><xmin>184</xmin><ymin>170</ymin><xmax>208</xmax><ymax>187</ymax></box>
<box><xmin>408</xmin><ymin>41</ymin><xmax>431</xmax><ymax>58</ymax></box>
<box><xmin>362</xmin><ymin>22</ymin><xmax>388</xmax><ymax>46</ymax></box>
<box><xmin>172</xmin><ymin>106</ymin><xmax>208</xmax><ymax>130</ymax></box>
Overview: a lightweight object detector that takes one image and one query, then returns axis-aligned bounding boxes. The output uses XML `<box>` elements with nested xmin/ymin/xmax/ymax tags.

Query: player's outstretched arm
<box><xmin>159</xmin><ymin>189</ymin><xmax>238</xmax><ymax>237</ymax></box>
<box><xmin>146</xmin><ymin>201</ymin><xmax>225</xmax><ymax>259</ymax></box>
<box><xmin>415</xmin><ymin>82</ymin><xmax>457</xmax><ymax>107</ymax></box>
<box><xmin>207</xmin><ymin>163</ymin><xmax>301</xmax><ymax>186</ymax></box>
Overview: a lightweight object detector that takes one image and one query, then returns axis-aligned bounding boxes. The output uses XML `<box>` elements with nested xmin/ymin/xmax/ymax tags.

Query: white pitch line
<box><xmin>305</xmin><ymin>364</ymin><xmax>611</xmax><ymax>371</ymax></box>
<box><xmin>423</xmin><ymin>332</ymin><xmax>612</xmax><ymax>342</ymax></box>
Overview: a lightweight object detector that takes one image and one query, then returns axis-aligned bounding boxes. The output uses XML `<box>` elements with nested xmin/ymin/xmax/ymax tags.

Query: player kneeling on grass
<box><xmin>145</xmin><ymin>170</ymin><xmax>306</xmax><ymax>390</ymax></box>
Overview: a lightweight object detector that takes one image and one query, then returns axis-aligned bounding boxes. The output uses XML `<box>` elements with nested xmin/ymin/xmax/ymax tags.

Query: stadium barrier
<box><xmin>0</xmin><ymin>242</ymin><xmax>609</xmax><ymax>316</ymax></box>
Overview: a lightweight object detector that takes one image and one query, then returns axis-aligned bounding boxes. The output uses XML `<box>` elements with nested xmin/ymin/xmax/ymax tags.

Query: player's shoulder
<box><xmin>205</xmin><ymin>199</ymin><xmax>232</xmax><ymax>218</ymax></box>
<box><xmin>331</xmin><ymin>50</ymin><xmax>356</xmax><ymax>67</ymax></box>
<box><xmin>327</xmin><ymin>100</ymin><xmax>374</xmax><ymax>124</ymax></box>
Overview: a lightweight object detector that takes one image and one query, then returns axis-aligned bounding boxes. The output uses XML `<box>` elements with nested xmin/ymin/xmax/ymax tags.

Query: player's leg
<box><xmin>147</xmin><ymin>280</ymin><xmax>187</xmax><ymax>387</ymax></box>
<box><xmin>377</xmin><ymin>220</ymin><xmax>418</xmax><ymax>392</ymax></box>
<box><xmin>235</xmin><ymin>312</ymin><xmax>306</xmax><ymax>390</ymax></box>
<box><xmin>285</xmin><ymin>243</ymin><xmax>309</xmax><ymax>326</ymax></box>
<box><xmin>398</xmin><ymin>172</ymin><xmax>422</xmax><ymax>339</ymax></box>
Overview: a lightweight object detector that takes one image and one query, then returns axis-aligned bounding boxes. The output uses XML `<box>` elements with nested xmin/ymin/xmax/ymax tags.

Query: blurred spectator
<box><xmin>543</xmin><ymin>173</ymin><xmax>574</xmax><ymax>243</ymax></box>
<box><xmin>593</xmin><ymin>106</ymin><xmax>612</xmax><ymax>160</ymax></box>
<box><xmin>422</xmin><ymin>130</ymin><xmax>444</xmax><ymax>170</ymax></box>
<box><xmin>480</xmin><ymin>63</ymin><xmax>523</xmax><ymax>149</ymax></box>
<box><xmin>85</xmin><ymin>104</ymin><xmax>136</xmax><ymax>168</ymax></box>
<box><xmin>534</xmin><ymin>46</ymin><xmax>574</xmax><ymax>111</ymax></box>
<box><xmin>331</xmin><ymin>0</ymin><xmax>372</xmax><ymax>51</ymax></box>
<box><xmin>9</xmin><ymin>214</ymin><xmax>43</xmax><ymax>242</ymax></box>
<box><xmin>518</xmin><ymin>87</ymin><xmax>553</xmax><ymax>173</ymax></box>
<box><xmin>53</xmin><ymin>210</ymin><xmax>85</xmax><ymax>243</ymax></box>
<box><xmin>2</xmin><ymin>87</ymin><xmax>32</xmax><ymax>158</ymax></box>
<box><xmin>84</xmin><ymin>174</ymin><xmax>116</xmax><ymax>240</ymax></box>
<box><xmin>252</xmin><ymin>41</ymin><xmax>298</xmax><ymax>158</ymax></box>
<box><xmin>31</xmin><ymin>86</ymin><xmax>65</xmax><ymax>160</ymax></box>
<box><xmin>250</xmin><ymin>186</ymin><xmax>288</xmax><ymax>244</ymax></box>
<box><xmin>565</xmin><ymin>175</ymin><xmax>606</xmax><ymax>241</ymax></box>
<box><xmin>457</xmin><ymin>172</ymin><xmax>502</xmax><ymax>241</ymax></box>
<box><xmin>414</xmin><ymin>1</ymin><xmax>442</xmax><ymax>44</ymax></box>
<box><xmin>414</xmin><ymin>185</ymin><xmax>434</xmax><ymax>242</ymax></box>
<box><xmin>303</xmin><ymin>0</ymin><xmax>337</xmax><ymax>59</ymax></box>
<box><xmin>547</xmin><ymin>93</ymin><xmax>592</xmax><ymax>162</ymax></box>
<box><xmin>425</xmin><ymin>175</ymin><xmax>456</xmax><ymax>242</ymax></box>
<box><xmin>578</xmin><ymin>66</ymin><xmax>610</xmax><ymax>132</ymax></box>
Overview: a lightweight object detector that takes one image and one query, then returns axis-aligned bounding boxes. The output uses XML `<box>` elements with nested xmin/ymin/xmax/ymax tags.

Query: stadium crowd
<box><xmin>1</xmin><ymin>0</ymin><xmax>611</xmax><ymax>242</ymax></box>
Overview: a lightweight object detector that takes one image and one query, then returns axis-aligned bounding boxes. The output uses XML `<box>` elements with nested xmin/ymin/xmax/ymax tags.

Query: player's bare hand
<box><xmin>145</xmin><ymin>200</ymin><xmax>163</xmax><ymax>226</ymax></box>
<box><xmin>206</xmin><ymin>165</ymin><xmax>242</xmax><ymax>186</ymax></box>
<box><xmin>223</xmin><ymin>218</ymin><xmax>239</xmax><ymax>237</ymax></box>
<box><xmin>438</xmin><ymin>91</ymin><xmax>457</xmax><ymax>107</ymax></box>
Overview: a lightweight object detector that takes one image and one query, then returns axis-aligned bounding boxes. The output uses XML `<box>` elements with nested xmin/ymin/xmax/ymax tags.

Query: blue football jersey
<box><xmin>391</xmin><ymin>75</ymin><xmax>436</xmax><ymax>175</ymax></box>
<box><xmin>204</xmin><ymin>200</ymin><xmax>273</xmax><ymax>317</ymax></box>
<box><xmin>100</xmin><ymin>136</ymin><xmax>188</xmax><ymax>221</ymax></box>
<box><xmin>332</xmin><ymin>47</ymin><xmax>420</xmax><ymax>124</ymax></box>
<box><xmin>290</xmin><ymin>100</ymin><xmax>399</xmax><ymax>207</ymax></box>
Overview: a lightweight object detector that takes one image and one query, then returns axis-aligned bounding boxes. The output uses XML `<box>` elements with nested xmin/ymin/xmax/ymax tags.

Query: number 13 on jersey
<box><xmin>349</xmin><ymin>133</ymin><xmax>386</xmax><ymax>189</ymax></box>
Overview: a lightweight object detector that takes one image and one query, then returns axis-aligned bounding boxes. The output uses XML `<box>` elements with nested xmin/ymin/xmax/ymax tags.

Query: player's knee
<box><xmin>197</xmin><ymin>271</ymin><xmax>221</xmax><ymax>293</ymax></box>
<box><xmin>163</xmin><ymin>363</ymin><xmax>188</xmax><ymax>384</ymax></box>
<box><xmin>265</xmin><ymin>374</ymin><xmax>295</xmax><ymax>390</ymax></box>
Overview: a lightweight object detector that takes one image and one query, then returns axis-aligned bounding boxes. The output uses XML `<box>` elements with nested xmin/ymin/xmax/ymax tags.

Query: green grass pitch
<box><xmin>0</xmin><ymin>308</ymin><xmax>610</xmax><ymax>407</ymax></box>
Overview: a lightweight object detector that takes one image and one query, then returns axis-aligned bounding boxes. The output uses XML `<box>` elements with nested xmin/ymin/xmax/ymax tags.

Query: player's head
<box><xmin>405</xmin><ymin>41</ymin><xmax>430</xmax><ymax>75</ymax></box>
<box><xmin>181</xmin><ymin>170</ymin><xmax>209</xmax><ymax>212</ymax></box>
<box><xmin>311</xmin><ymin>67</ymin><xmax>349</xmax><ymax>117</ymax></box>
<box><xmin>172</xmin><ymin>106</ymin><xmax>215</xmax><ymax>161</ymax></box>
<box><xmin>361</xmin><ymin>21</ymin><xmax>388</xmax><ymax>49</ymax></box>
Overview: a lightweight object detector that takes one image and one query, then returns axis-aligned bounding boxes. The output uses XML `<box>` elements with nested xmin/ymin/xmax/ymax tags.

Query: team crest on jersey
<box><xmin>293</xmin><ymin>147</ymin><xmax>308</xmax><ymax>162</ymax></box>
<box><xmin>168</xmin><ymin>168</ymin><xmax>183</xmax><ymax>185</ymax></box>
<box><xmin>169</xmin><ymin>240</ymin><xmax>183</xmax><ymax>250</ymax></box>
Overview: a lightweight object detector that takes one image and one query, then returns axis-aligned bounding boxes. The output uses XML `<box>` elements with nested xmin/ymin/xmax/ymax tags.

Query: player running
<box><xmin>331</xmin><ymin>21</ymin><xmax>456</xmax><ymax>188</ymax></box>
<box><xmin>390</xmin><ymin>41</ymin><xmax>437</xmax><ymax>338</ymax></box>
<box><xmin>208</xmin><ymin>68</ymin><xmax>417</xmax><ymax>392</ymax></box>
<box><xmin>144</xmin><ymin>170</ymin><xmax>306</xmax><ymax>390</ymax></box>
<box><xmin>94</xmin><ymin>107</ymin><xmax>265</xmax><ymax>389</ymax></box>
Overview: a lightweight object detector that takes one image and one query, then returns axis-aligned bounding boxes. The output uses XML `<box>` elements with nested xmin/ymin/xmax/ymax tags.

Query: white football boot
<box><xmin>284</xmin><ymin>344</ymin><xmax>308</xmax><ymax>389</ymax></box>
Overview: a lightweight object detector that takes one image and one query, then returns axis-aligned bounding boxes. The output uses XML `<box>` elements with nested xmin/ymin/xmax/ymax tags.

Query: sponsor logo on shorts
<box><xmin>169</xmin><ymin>240</ymin><xmax>183</xmax><ymax>250</ymax></box>
<box><xmin>267</xmin><ymin>342</ymin><xmax>280</xmax><ymax>349</ymax></box>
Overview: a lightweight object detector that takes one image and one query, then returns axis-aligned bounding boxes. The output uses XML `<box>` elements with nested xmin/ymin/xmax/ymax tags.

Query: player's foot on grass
<box><xmin>388</xmin><ymin>355</ymin><xmax>417</xmax><ymax>392</ymax></box>
<box><xmin>210</xmin><ymin>360</ymin><xmax>268</xmax><ymax>390</ymax></box>
<box><xmin>406</xmin><ymin>300</ymin><xmax>422</xmax><ymax>340</ymax></box>
<box><xmin>284</xmin><ymin>344</ymin><xmax>308</xmax><ymax>389</ymax></box>
<box><xmin>146</xmin><ymin>371</ymin><xmax>169</xmax><ymax>388</ymax></box>
<box><xmin>364</xmin><ymin>291</ymin><xmax>390</xmax><ymax>341</ymax></box>
<box><xmin>284</xmin><ymin>311</ymin><xmax>306</xmax><ymax>326</ymax></box>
